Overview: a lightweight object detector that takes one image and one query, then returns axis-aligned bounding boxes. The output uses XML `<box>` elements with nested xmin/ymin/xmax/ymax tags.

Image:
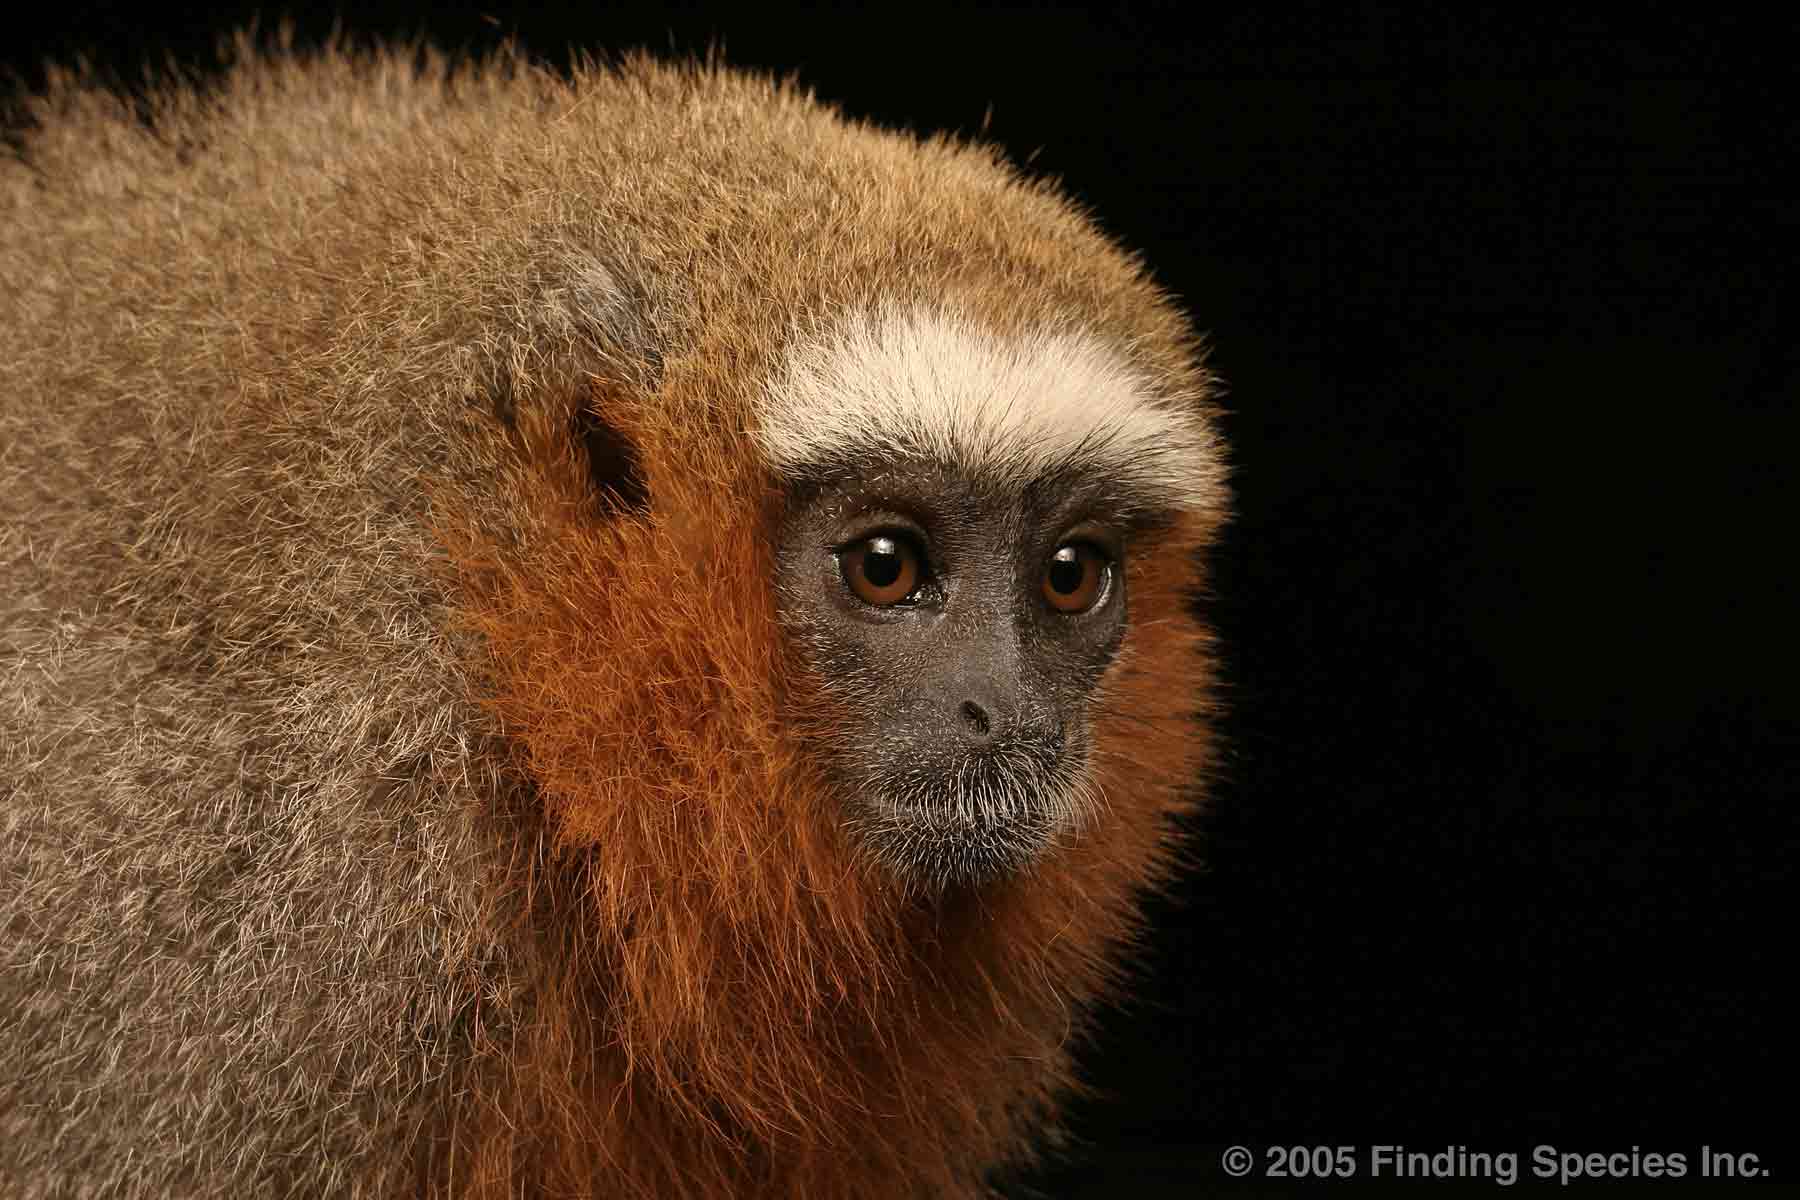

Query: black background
<box><xmin>8</xmin><ymin>6</ymin><xmax>1793</xmax><ymax>1194</ymax></box>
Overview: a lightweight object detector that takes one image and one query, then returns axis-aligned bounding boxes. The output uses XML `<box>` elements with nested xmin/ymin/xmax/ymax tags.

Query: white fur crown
<box><xmin>757</xmin><ymin>306</ymin><xmax>1219</xmax><ymax>509</ymax></box>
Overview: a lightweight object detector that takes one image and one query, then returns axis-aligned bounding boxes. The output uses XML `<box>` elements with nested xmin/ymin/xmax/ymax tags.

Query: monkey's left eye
<box><xmin>840</xmin><ymin>534</ymin><xmax>925</xmax><ymax>606</ymax></box>
<box><xmin>1042</xmin><ymin>544</ymin><xmax>1110</xmax><ymax>614</ymax></box>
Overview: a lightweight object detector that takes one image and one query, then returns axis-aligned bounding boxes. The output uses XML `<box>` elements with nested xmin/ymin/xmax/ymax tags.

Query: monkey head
<box><xmin>767</xmin><ymin>308</ymin><xmax>1219</xmax><ymax>891</ymax></box>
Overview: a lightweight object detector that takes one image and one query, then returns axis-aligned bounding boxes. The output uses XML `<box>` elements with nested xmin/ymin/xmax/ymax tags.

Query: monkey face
<box><xmin>776</xmin><ymin>457</ymin><xmax>1147</xmax><ymax>890</ymax></box>
<box><xmin>756</xmin><ymin>306</ymin><xmax>1218</xmax><ymax>892</ymax></box>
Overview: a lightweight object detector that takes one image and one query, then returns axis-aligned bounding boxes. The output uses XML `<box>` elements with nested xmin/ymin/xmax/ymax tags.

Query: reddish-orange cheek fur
<box><xmin>434</xmin><ymin>384</ymin><xmax>1218</xmax><ymax>1198</ymax></box>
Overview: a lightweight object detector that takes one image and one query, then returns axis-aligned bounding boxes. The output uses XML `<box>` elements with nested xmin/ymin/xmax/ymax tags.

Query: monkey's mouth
<box><xmin>845</xmin><ymin>751</ymin><xmax>1091</xmax><ymax>890</ymax></box>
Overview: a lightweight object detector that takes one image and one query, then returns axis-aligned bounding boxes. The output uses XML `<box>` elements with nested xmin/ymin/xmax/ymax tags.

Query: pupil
<box><xmin>864</xmin><ymin>543</ymin><xmax>902</xmax><ymax>588</ymax></box>
<box><xmin>1049</xmin><ymin>557</ymin><xmax>1084</xmax><ymax>595</ymax></box>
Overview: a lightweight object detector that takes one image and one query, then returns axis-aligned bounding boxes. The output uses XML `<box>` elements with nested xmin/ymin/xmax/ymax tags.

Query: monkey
<box><xmin>0</xmin><ymin>35</ymin><xmax>1226</xmax><ymax>1200</ymax></box>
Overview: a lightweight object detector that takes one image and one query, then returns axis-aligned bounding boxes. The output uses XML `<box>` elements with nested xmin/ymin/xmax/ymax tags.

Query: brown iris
<box><xmin>1042</xmin><ymin>544</ymin><xmax>1107</xmax><ymax>613</ymax></box>
<box><xmin>841</xmin><ymin>534</ymin><xmax>922</xmax><ymax>606</ymax></box>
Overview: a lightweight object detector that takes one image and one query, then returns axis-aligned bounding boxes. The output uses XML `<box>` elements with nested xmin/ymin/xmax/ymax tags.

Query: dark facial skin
<box><xmin>774</xmin><ymin>458</ymin><xmax>1138</xmax><ymax>890</ymax></box>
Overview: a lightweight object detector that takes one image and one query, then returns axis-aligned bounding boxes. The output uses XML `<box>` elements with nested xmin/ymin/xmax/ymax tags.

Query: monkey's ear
<box><xmin>575</xmin><ymin>389</ymin><xmax>650</xmax><ymax>517</ymax></box>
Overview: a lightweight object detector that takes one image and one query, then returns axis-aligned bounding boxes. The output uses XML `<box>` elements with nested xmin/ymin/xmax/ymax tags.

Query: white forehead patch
<box><xmin>756</xmin><ymin>306</ymin><xmax>1221</xmax><ymax>510</ymax></box>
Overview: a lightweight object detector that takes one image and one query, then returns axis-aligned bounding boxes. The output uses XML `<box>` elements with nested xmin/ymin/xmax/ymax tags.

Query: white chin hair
<box><xmin>851</xmin><ymin>770</ymin><xmax>1097</xmax><ymax>890</ymax></box>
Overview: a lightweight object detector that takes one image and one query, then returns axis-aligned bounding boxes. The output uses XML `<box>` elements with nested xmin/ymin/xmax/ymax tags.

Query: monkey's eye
<box><xmin>840</xmin><ymin>534</ymin><xmax>925</xmax><ymax>606</ymax></box>
<box><xmin>1042</xmin><ymin>544</ymin><xmax>1110</xmax><ymax>614</ymax></box>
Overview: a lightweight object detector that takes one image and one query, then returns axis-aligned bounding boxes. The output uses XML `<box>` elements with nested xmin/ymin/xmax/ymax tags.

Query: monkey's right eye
<box><xmin>839</xmin><ymin>534</ymin><xmax>924</xmax><ymax>606</ymax></box>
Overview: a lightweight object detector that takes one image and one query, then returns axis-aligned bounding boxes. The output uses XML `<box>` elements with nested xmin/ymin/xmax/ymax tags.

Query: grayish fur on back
<box><xmin>0</xmin><ymin>41</ymin><xmax>665</xmax><ymax>1196</ymax></box>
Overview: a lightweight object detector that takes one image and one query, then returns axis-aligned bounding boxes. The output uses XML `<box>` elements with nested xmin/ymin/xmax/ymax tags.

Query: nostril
<box><xmin>959</xmin><ymin>700</ymin><xmax>991</xmax><ymax>738</ymax></box>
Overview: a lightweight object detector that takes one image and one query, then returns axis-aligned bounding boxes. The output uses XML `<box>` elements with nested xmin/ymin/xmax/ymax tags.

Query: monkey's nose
<box><xmin>959</xmin><ymin>699</ymin><xmax>993</xmax><ymax>739</ymax></box>
<box><xmin>952</xmin><ymin>680</ymin><xmax>1016</xmax><ymax>746</ymax></box>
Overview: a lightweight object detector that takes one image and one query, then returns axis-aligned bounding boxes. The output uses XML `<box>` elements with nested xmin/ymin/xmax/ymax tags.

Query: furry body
<box><xmin>0</xmin><ymin>42</ymin><xmax>1225</xmax><ymax>1198</ymax></box>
